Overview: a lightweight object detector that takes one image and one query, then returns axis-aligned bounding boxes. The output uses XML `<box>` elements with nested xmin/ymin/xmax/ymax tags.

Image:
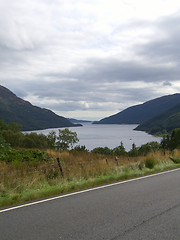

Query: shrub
<box><xmin>138</xmin><ymin>161</ymin><xmax>144</xmax><ymax>170</ymax></box>
<box><xmin>0</xmin><ymin>147</ymin><xmax>52</xmax><ymax>163</ymax></box>
<box><xmin>92</xmin><ymin>147</ymin><xmax>112</xmax><ymax>155</ymax></box>
<box><xmin>73</xmin><ymin>145</ymin><xmax>88</xmax><ymax>152</ymax></box>
<box><xmin>145</xmin><ymin>157</ymin><xmax>157</xmax><ymax>169</ymax></box>
<box><xmin>138</xmin><ymin>142</ymin><xmax>160</xmax><ymax>156</ymax></box>
<box><xmin>113</xmin><ymin>142</ymin><xmax>126</xmax><ymax>156</ymax></box>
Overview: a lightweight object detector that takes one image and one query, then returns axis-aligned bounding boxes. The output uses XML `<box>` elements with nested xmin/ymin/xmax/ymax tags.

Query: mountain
<box><xmin>68</xmin><ymin>118</ymin><xmax>92</xmax><ymax>123</ymax></box>
<box><xmin>94</xmin><ymin>94</ymin><xmax>180</xmax><ymax>125</ymax></box>
<box><xmin>0</xmin><ymin>85</ymin><xmax>80</xmax><ymax>131</ymax></box>
<box><xmin>135</xmin><ymin>102</ymin><xmax>180</xmax><ymax>134</ymax></box>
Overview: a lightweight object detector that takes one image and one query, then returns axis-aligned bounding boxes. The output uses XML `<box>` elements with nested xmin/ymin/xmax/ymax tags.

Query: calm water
<box><xmin>33</xmin><ymin>123</ymin><xmax>162</xmax><ymax>151</ymax></box>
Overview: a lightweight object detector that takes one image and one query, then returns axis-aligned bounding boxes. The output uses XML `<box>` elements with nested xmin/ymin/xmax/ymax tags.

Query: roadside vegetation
<box><xmin>1</xmin><ymin>120</ymin><xmax>180</xmax><ymax>207</ymax></box>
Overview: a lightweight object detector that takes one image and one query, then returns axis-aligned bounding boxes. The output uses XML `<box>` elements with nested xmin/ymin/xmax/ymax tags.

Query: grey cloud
<box><xmin>0</xmin><ymin>44</ymin><xmax>22</xmax><ymax>67</ymax></box>
<box><xmin>18</xmin><ymin>80</ymin><xmax>110</xmax><ymax>104</ymax></box>
<box><xmin>137</xmin><ymin>13</ymin><xmax>180</xmax><ymax>62</ymax></box>
<box><xmin>163</xmin><ymin>81</ymin><xmax>172</xmax><ymax>86</ymax></box>
<box><xmin>42</xmin><ymin>56</ymin><xmax>179</xmax><ymax>86</ymax></box>
<box><xmin>76</xmin><ymin>59</ymin><xmax>179</xmax><ymax>83</ymax></box>
<box><xmin>0</xmin><ymin>41</ymin><xmax>43</xmax><ymax>73</ymax></box>
<box><xmin>14</xmin><ymin>76</ymin><xmax>160</xmax><ymax>114</ymax></box>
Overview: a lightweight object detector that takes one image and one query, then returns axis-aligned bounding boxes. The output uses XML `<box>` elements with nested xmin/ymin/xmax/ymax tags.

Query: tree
<box><xmin>92</xmin><ymin>146</ymin><xmax>112</xmax><ymax>155</ymax></box>
<box><xmin>161</xmin><ymin>135</ymin><xmax>170</xmax><ymax>149</ymax></box>
<box><xmin>0</xmin><ymin>120</ymin><xmax>8</xmax><ymax>131</ymax></box>
<box><xmin>2</xmin><ymin>130</ymin><xmax>24</xmax><ymax>147</ymax></box>
<box><xmin>138</xmin><ymin>141</ymin><xmax>160</xmax><ymax>156</ymax></box>
<box><xmin>128</xmin><ymin>143</ymin><xmax>139</xmax><ymax>157</ymax></box>
<box><xmin>23</xmin><ymin>132</ymin><xmax>49</xmax><ymax>149</ymax></box>
<box><xmin>0</xmin><ymin>131</ymin><xmax>9</xmax><ymax>148</ymax></box>
<box><xmin>113</xmin><ymin>141</ymin><xmax>126</xmax><ymax>156</ymax></box>
<box><xmin>9</xmin><ymin>122</ymin><xmax>22</xmax><ymax>132</ymax></box>
<box><xmin>47</xmin><ymin>131</ymin><xmax>57</xmax><ymax>149</ymax></box>
<box><xmin>167</xmin><ymin>128</ymin><xmax>180</xmax><ymax>150</ymax></box>
<box><xmin>56</xmin><ymin>128</ymin><xmax>79</xmax><ymax>150</ymax></box>
<box><xmin>160</xmin><ymin>129</ymin><xmax>180</xmax><ymax>151</ymax></box>
<box><xmin>73</xmin><ymin>145</ymin><xmax>88</xmax><ymax>152</ymax></box>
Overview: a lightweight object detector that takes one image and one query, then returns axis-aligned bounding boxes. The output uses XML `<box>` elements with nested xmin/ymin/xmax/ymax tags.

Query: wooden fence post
<box><xmin>115</xmin><ymin>156</ymin><xmax>119</xmax><ymax>166</ymax></box>
<box><xmin>57</xmin><ymin>158</ymin><xmax>64</xmax><ymax>177</ymax></box>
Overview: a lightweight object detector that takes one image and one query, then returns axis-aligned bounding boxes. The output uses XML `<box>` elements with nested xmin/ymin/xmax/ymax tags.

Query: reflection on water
<box><xmin>32</xmin><ymin>122</ymin><xmax>162</xmax><ymax>151</ymax></box>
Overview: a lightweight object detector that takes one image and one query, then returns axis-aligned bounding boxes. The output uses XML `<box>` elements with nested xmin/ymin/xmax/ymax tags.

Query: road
<box><xmin>1</xmin><ymin>169</ymin><xmax>180</xmax><ymax>240</ymax></box>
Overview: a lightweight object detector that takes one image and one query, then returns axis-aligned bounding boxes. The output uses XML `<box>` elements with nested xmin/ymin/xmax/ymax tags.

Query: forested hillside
<box><xmin>0</xmin><ymin>85</ymin><xmax>78</xmax><ymax>131</ymax></box>
<box><xmin>135</xmin><ymin>102</ymin><xmax>180</xmax><ymax>134</ymax></box>
<box><xmin>94</xmin><ymin>94</ymin><xmax>180</xmax><ymax>125</ymax></box>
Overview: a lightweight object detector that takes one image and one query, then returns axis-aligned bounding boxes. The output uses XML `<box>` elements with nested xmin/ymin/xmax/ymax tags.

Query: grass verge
<box><xmin>1</xmin><ymin>159</ymin><xmax>180</xmax><ymax>208</ymax></box>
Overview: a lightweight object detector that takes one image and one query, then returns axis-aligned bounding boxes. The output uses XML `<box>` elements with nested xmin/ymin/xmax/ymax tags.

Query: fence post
<box><xmin>57</xmin><ymin>158</ymin><xmax>64</xmax><ymax>177</ymax></box>
<box><xmin>80</xmin><ymin>162</ymin><xmax>84</xmax><ymax>169</ymax></box>
<box><xmin>115</xmin><ymin>156</ymin><xmax>119</xmax><ymax>166</ymax></box>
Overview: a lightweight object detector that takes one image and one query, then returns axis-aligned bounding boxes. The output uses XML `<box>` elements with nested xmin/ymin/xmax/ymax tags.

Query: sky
<box><xmin>1</xmin><ymin>0</ymin><xmax>180</xmax><ymax>121</ymax></box>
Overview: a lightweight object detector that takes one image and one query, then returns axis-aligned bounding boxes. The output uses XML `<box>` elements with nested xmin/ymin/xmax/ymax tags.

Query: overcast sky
<box><xmin>1</xmin><ymin>0</ymin><xmax>180</xmax><ymax>120</ymax></box>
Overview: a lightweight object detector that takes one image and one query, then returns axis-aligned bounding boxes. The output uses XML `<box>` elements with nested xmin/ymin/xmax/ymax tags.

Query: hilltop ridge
<box><xmin>135</xmin><ymin>102</ymin><xmax>180</xmax><ymax>134</ymax></box>
<box><xmin>94</xmin><ymin>94</ymin><xmax>180</xmax><ymax>125</ymax></box>
<box><xmin>0</xmin><ymin>85</ymin><xmax>80</xmax><ymax>131</ymax></box>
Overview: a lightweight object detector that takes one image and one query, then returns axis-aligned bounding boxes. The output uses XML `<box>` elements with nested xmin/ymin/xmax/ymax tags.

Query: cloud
<box><xmin>137</xmin><ymin>13</ymin><xmax>180</xmax><ymax>62</ymax></box>
<box><xmin>71</xmin><ymin>58</ymin><xmax>179</xmax><ymax>83</ymax></box>
<box><xmin>163</xmin><ymin>81</ymin><xmax>172</xmax><ymax>86</ymax></box>
<box><xmin>1</xmin><ymin>1</ymin><xmax>180</xmax><ymax>120</ymax></box>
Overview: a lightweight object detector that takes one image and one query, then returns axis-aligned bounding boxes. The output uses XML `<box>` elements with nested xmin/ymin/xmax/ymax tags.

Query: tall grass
<box><xmin>0</xmin><ymin>149</ymin><xmax>180</xmax><ymax>207</ymax></box>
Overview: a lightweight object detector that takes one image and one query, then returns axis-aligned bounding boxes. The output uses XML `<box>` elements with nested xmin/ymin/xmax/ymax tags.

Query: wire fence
<box><xmin>1</xmin><ymin>150</ymin><xmax>172</xmax><ymax>180</ymax></box>
<box><xmin>0</xmin><ymin>156</ymin><xmax>132</xmax><ymax>180</ymax></box>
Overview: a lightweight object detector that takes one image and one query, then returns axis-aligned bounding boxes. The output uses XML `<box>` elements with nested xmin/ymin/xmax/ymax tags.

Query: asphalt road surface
<box><xmin>1</xmin><ymin>169</ymin><xmax>180</xmax><ymax>240</ymax></box>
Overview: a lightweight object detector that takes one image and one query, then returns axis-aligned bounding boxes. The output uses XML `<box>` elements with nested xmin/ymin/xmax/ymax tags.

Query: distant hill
<box><xmin>94</xmin><ymin>94</ymin><xmax>180</xmax><ymax>125</ymax></box>
<box><xmin>135</xmin><ymin>102</ymin><xmax>180</xmax><ymax>134</ymax></box>
<box><xmin>0</xmin><ymin>85</ymin><xmax>80</xmax><ymax>131</ymax></box>
<box><xmin>68</xmin><ymin>118</ymin><xmax>92</xmax><ymax>123</ymax></box>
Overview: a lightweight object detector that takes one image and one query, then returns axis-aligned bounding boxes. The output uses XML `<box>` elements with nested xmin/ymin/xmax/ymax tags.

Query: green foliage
<box><xmin>0</xmin><ymin>120</ymin><xmax>53</xmax><ymax>149</ymax></box>
<box><xmin>2</xmin><ymin>130</ymin><xmax>24</xmax><ymax>147</ymax></box>
<box><xmin>161</xmin><ymin>128</ymin><xmax>180</xmax><ymax>151</ymax></box>
<box><xmin>113</xmin><ymin>142</ymin><xmax>126</xmax><ymax>156</ymax></box>
<box><xmin>138</xmin><ymin>142</ymin><xmax>160</xmax><ymax>156</ymax></box>
<box><xmin>73</xmin><ymin>145</ymin><xmax>88</xmax><ymax>152</ymax></box>
<box><xmin>0</xmin><ymin>147</ymin><xmax>52</xmax><ymax>163</ymax></box>
<box><xmin>2</xmin><ymin>129</ymin><xmax>50</xmax><ymax>149</ymax></box>
<box><xmin>47</xmin><ymin>131</ymin><xmax>57</xmax><ymax>149</ymax></box>
<box><xmin>169</xmin><ymin>129</ymin><xmax>180</xmax><ymax>150</ymax></box>
<box><xmin>21</xmin><ymin>150</ymin><xmax>52</xmax><ymax>162</ymax></box>
<box><xmin>161</xmin><ymin>135</ymin><xmax>170</xmax><ymax>149</ymax></box>
<box><xmin>91</xmin><ymin>141</ymin><xmax>161</xmax><ymax>157</ymax></box>
<box><xmin>8</xmin><ymin>122</ymin><xmax>22</xmax><ymax>132</ymax></box>
<box><xmin>144</xmin><ymin>157</ymin><xmax>157</xmax><ymax>169</ymax></box>
<box><xmin>138</xmin><ymin>161</ymin><xmax>144</xmax><ymax>170</ymax></box>
<box><xmin>128</xmin><ymin>143</ymin><xmax>139</xmax><ymax>157</ymax></box>
<box><xmin>0</xmin><ymin>120</ymin><xmax>81</xmax><ymax>151</ymax></box>
<box><xmin>92</xmin><ymin>147</ymin><xmax>112</xmax><ymax>155</ymax></box>
<box><xmin>56</xmin><ymin>128</ymin><xmax>79</xmax><ymax>150</ymax></box>
<box><xmin>0</xmin><ymin>120</ymin><xmax>9</xmax><ymax>131</ymax></box>
<box><xmin>23</xmin><ymin>132</ymin><xmax>49</xmax><ymax>149</ymax></box>
<box><xmin>0</xmin><ymin>131</ymin><xmax>9</xmax><ymax>148</ymax></box>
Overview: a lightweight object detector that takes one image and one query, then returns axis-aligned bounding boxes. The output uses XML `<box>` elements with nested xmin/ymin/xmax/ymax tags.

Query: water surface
<box><xmin>34</xmin><ymin>123</ymin><xmax>161</xmax><ymax>151</ymax></box>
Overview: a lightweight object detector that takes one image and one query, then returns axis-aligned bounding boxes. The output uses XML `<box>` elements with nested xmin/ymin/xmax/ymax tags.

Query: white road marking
<box><xmin>1</xmin><ymin>168</ymin><xmax>180</xmax><ymax>213</ymax></box>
